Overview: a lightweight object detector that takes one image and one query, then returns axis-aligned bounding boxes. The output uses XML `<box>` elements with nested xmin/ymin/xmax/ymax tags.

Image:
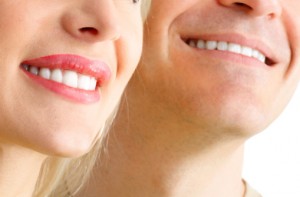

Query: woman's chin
<box><xmin>30</xmin><ymin>129</ymin><xmax>97</xmax><ymax>158</ymax></box>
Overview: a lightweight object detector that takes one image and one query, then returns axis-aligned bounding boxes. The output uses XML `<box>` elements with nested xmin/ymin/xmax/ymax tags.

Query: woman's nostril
<box><xmin>79</xmin><ymin>27</ymin><xmax>98</xmax><ymax>36</ymax></box>
<box><xmin>234</xmin><ymin>2</ymin><xmax>252</xmax><ymax>9</ymax></box>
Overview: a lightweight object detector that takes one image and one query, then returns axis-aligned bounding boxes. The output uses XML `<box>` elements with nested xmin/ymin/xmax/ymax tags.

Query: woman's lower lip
<box><xmin>23</xmin><ymin>69</ymin><xmax>101</xmax><ymax>104</ymax></box>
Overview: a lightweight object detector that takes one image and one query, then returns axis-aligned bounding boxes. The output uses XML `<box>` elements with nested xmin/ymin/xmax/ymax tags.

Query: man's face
<box><xmin>137</xmin><ymin>0</ymin><xmax>300</xmax><ymax>135</ymax></box>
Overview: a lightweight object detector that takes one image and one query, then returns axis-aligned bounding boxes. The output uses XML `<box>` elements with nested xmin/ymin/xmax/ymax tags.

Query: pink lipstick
<box><xmin>21</xmin><ymin>54</ymin><xmax>111</xmax><ymax>104</ymax></box>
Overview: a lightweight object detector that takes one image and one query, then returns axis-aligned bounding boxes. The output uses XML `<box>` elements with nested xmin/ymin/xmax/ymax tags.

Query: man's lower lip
<box><xmin>193</xmin><ymin>49</ymin><xmax>268</xmax><ymax>68</ymax></box>
<box><xmin>23</xmin><ymin>69</ymin><xmax>100</xmax><ymax>104</ymax></box>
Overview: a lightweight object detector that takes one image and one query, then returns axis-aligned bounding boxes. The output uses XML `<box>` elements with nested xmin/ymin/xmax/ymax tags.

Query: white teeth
<box><xmin>228</xmin><ymin>43</ymin><xmax>242</xmax><ymax>54</ymax></box>
<box><xmin>25</xmin><ymin>65</ymin><xmax>98</xmax><ymax>91</ymax></box>
<box><xmin>23</xmin><ymin>64</ymin><xmax>29</xmax><ymax>71</ymax></box>
<box><xmin>188</xmin><ymin>39</ymin><xmax>267</xmax><ymax>63</ymax></box>
<box><xmin>78</xmin><ymin>74</ymin><xmax>91</xmax><ymax>90</ymax></box>
<box><xmin>39</xmin><ymin>68</ymin><xmax>51</xmax><ymax>80</ymax></box>
<box><xmin>197</xmin><ymin>40</ymin><xmax>205</xmax><ymax>49</ymax></box>
<box><xmin>188</xmin><ymin>40</ymin><xmax>196</xmax><ymax>47</ymax></box>
<box><xmin>63</xmin><ymin>70</ymin><xmax>78</xmax><ymax>88</ymax></box>
<box><xmin>217</xmin><ymin>41</ymin><xmax>228</xmax><ymax>51</ymax></box>
<box><xmin>29</xmin><ymin>66</ymin><xmax>39</xmax><ymax>75</ymax></box>
<box><xmin>241</xmin><ymin>46</ymin><xmax>253</xmax><ymax>57</ymax></box>
<box><xmin>206</xmin><ymin>41</ymin><xmax>217</xmax><ymax>50</ymax></box>
<box><xmin>51</xmin><ymin>69</ymin><xmax>63</xmax><ymax>83</ymax></box>
<box><xmin>252</xmin><ymin>49</ymin><xmax>265</xmax><ymax>63</ymax></box>
<box><xmin>258</xmin><ymin>53</ymin><xmax>266</xmax><ymax>63</ymax></box>
<box><xmin>252</xmin><ymin>49</ymin><xmax>259</xmax><ymax>59</ymax></box>
<box><xmin>89</xmin><ymin>78</ymin><xmax>97</xmax><ymax>90</ymax></box>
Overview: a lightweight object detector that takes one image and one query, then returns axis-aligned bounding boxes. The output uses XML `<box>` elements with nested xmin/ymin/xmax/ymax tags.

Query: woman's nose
<box><xmin>61</xmin><ymin>0</ymin><xmax>120</xmax><ymax>43</ymax></box>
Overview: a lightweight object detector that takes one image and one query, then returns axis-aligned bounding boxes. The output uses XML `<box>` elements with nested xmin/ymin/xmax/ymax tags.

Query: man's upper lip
<box><xmin>21</xmin><ymin>54</ymin><xmax>111</xmax><ymax>84</ymax></box>
<box><xmin>182</xmin><ymin>33</ymin><xmax>278</xmax><ymax>64</ymax></box>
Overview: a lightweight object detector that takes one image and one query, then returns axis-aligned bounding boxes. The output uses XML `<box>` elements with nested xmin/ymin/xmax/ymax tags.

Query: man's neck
<box><xmin>0</xmin><ymin>143</ymin><xmax>45</xmax><ymax>197</ymax></box>
<box><xmin>77</xmin><ymin>88</ymin><xmax>247</xmax><ymax>197</ymax></box>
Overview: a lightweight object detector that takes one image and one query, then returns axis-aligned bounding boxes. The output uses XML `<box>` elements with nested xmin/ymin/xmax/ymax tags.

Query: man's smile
<box><xmin>181</xmin><ymin>33</ymin><xmax>277</xmax><ymax>66</ymax></box>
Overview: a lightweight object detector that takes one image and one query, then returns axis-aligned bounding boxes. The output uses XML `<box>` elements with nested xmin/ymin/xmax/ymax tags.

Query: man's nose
<box><xmin>217</xmin><ymin>0</ymin><xmax>282</xmax><ymax>19</ymax></box>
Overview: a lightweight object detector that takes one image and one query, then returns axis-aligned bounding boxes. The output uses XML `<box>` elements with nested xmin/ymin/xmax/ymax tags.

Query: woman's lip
<box><xmin>21</xmin><ymin>54</ymin><xmax>111</xmax><ymax>85</ymax></box>
<box><xmin>20</xmin><ymin>54</ymin><xmax>112</xmax><ymax>104</ymax></box>
<box><xmin>22</xmin><ymin>69</ymin><xmax>101</xmax><ymax>104</ymax></box>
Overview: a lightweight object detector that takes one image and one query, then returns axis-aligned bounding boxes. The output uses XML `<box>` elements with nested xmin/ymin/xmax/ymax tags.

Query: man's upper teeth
<box><xmin>26</xmin><ymin>65</ymin><xmax>97</xmax><ymax>91</ymax></box>
<box><xmin>188</xmin><ymin>39</ymin><xmax>266</xmax><ymax>63</ymax></box>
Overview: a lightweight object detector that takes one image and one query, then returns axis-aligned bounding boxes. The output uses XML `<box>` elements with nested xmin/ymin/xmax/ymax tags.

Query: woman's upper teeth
<box><xmin>188</xmin><ymin>39</ymin><xmax>266</xmax><ymax>63</ymax></box>
<box><xmin>25</xmin><ymin>65</ymin><xmax>97</xmax><ymax>91</ymax></box>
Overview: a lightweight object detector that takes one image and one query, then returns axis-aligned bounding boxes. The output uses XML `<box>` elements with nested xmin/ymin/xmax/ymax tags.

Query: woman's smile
<box><xmin>21</xmin><ymin>54</ymin><xmax>111</xmax><ymax>103</ymax></box>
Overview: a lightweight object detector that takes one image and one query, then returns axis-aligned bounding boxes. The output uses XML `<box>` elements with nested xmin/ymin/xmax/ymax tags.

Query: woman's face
<box><xmin>0</xmin><ymin>0</ymin><xmax>143</xmax><ymax>156</ymax></box>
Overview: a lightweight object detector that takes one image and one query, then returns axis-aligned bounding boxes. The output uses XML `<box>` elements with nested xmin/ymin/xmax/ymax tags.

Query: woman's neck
<box><xmin>0</xmin><ymin>143</ymin><xmax>45</xmax><ymax>197</ymax></box>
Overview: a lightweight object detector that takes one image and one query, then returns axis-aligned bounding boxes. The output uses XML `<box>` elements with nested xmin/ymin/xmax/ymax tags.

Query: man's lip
<box><xmin>21</xmin><ymin>54</ymin><xmax>111</xmax><ymax>85</ymax></box>
<box><xmin>181</xmin><ymin>33</ymin><xmax>278</xmax><ymax>65</ymax></box>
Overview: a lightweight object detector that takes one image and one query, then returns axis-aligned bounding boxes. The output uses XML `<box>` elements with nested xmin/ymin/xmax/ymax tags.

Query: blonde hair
<box><xmin>33</xmin><ymin>1</ymin><xmax>151</xmax><ymax>196</ymax></box>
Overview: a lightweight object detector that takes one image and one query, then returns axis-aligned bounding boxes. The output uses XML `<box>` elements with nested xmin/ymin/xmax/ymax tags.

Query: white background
<box><xmin>243</xmin><ymin>86</ymin><xmax>300</xmax><ymax>197</ymax></box>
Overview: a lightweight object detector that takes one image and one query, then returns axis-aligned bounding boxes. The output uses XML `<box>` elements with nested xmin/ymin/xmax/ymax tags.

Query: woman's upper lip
<box><xmin>182</xmin><ymin>33</ymin><xmax>279</xmax><ymax>64</ymax></box>
<box><xmin>21</xmin><ymin>54</ymin><xmax>111</xmax><ymax>85</ymax></box>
